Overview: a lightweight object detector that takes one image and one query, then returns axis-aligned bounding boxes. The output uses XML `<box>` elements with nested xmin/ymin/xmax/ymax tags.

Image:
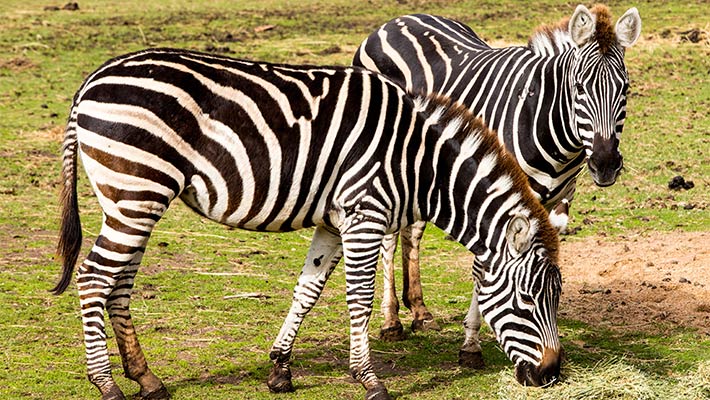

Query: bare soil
<box><xmin>558</xmin><ymin>230</ymin><xmax>710</xmax><ymax>336</ymax></box>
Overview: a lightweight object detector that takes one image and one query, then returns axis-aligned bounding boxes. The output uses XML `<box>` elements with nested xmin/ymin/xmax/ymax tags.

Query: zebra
<box><xmin>353</xmin><ymin>4</ymin><xmax>641</xmax><ymax>364</ymax></box>
<box><xmin>52</xmin><ymin>48</ymin><xmax>563</xmax><ymax>400</ymax></box>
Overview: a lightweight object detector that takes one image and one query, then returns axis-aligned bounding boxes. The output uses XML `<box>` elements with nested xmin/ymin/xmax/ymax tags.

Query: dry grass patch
<box><xmin>497</xmin><ymin>358</ymin><xmax>710</xmax><ymax>400</ymax></box>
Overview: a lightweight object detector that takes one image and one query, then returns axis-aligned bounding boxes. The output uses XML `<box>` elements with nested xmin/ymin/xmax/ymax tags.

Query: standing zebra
<box><xmin>53</xmin><ymin>48</ymin><xmax>562</xmax><ymax>400</ymax></box>
<box><xmin>354</xmin><ymin>4</ymin><xmax>641</xmax><ymax>362</ymax></box>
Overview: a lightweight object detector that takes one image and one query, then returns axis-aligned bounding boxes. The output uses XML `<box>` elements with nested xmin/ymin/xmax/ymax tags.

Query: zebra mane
<box><xmin>528</xmin><ymin>4</ymin><xmax>616</xmax><ymax>56</ymax></box>
<box><xmin>415</xmin><ymin>92</ymin><xmax>560</xmax><ymax>260</ymax></box>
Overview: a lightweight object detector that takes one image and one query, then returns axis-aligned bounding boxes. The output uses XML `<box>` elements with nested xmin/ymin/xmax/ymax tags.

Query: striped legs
<box><xmin>107</xmin><ymin>261</ymin><xmax>169</xmax><ymax>399</ymax></box>
<box><xmin>268</xmin><ymin>220</ymin><xmax>391</xmax><ymax>400</ymax></box>
<box><xmin>458</xmin><ymin>282</ymin><xmax>485</xmax><ymax>368</ymax></box>
<box><xmin>78</xmin><ymin>211</ymin><xmax>168</xmax><ymax>399</ymax></box>
<box><xmin>268</xmin><ymin>226</ymin><xmax>343</xmax><ymax>393</ymax></box>
<box><xmin>341</xmin><ymin>226</ymin><xmax>389</xmax><ymax>400</ymax></box>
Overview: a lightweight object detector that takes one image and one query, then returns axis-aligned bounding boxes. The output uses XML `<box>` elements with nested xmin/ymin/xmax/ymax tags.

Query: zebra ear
<box><xmin>506</xmin><ymin>214</ymin><xmax>533</xmax><ymax>257</ymax></box>
<box><xmin>569</xmin><ymin>5</ymin><xmax>596</xmax><ymax>47</ymax></box>
<box><xmin>616</xmin><ymin>7</ymin><xmax>642</xmax><ymax>48</ymax></box>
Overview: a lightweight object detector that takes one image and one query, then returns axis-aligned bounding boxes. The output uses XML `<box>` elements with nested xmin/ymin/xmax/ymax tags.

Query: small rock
<box><xmin>679</xmin><ymin>277</ymin><xmax>691</xmax><ymax>284</ymax></box>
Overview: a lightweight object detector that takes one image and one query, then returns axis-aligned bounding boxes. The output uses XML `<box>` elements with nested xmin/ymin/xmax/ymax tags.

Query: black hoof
<box><xmin>101</xmin><ymin>386</ymin><xmax>127</xmax><ymax>400</ymax></box>
<box><xmin>411</xmin><ymin>318</ymin><xmax>441</xmax><ymax>332</ymax></box>
<box><xmin>134</xmin><ymin>384</ymin><xmax>170</xmax><ymax>400</ymax></box>
<box><xmin>379</xmin><ymin>321</ymin><xmax>406</xmax><ymax>342</ymax></box>
<box><xmin>458</xmin><ymin>350</ymin><xmax>485</xmax><ymax>369</ymax></box>
<box><xmin>365</xmin><ymin>384</ymin><xmax>391</xmax><ymax>400</ymax></box>
<box><xmin>267</xmin><ymin>365</ymin><xmax>294</xmax><ymax>393</ymax></box>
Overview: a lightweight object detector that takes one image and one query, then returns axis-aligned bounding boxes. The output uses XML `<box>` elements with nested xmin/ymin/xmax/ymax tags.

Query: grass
<box><xmin>0</xmin><ymin>1</ymin><xmax>708</xmax><ymax>399</ymax></box>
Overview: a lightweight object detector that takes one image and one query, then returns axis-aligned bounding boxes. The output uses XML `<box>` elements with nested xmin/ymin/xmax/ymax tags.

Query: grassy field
<box><xmin>0</xmin><ymin>1</ymin><xmax>708</xmax><ymax>399</ymax></box>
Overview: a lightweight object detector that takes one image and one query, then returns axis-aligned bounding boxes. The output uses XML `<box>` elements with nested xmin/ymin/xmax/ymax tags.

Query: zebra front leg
<box><xmin>342</xmin><ymin>229</ymin><xmax>391</xmax><ymax>400</ymax></box>
<box><xmin>401</xmin><ymin>221</ymin><xmax>440</xmax><ymax>332</ymax></box>
<box><xmin>378</xmin><ymin>232</ymin><xmax>405</xmax><ymax>341</ymax></box>
<box><xmin>459</xmin><ymin>282</ymin><xmax>485</xmax><ymax>369</ymax></box>
<box><xmin>267</xmin><ymin>226</ymin><xmax>343</xmax><ymax>393</ymax></box>
<box><xmin>107</xmin><ymin>264</ymin><xmax>169</xmax><ymax>399</ymax></box>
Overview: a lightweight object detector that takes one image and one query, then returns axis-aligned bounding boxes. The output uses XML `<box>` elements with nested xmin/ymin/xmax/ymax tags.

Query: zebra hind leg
<box><xmin>78</xmin><ymin>204</ymin><xmax>169</xmax><ymax>399</ymax></box>
<box><xmin>378</xmin><ymin>232</ymin><xmax>405</xmax><ymax>341</ymax></box>
<box><xmin>400</xmin><ymin>221</ymin><xmax>440</xmax><ymax>332</ymax></box>
<box><xmin>107</xmin><ymin>262</ymin><xmax>169</xmax><ymax>399</ymax></box>
<box><xmin>267</xmin><ymin>226</ymin><xmax>343</xmax><ymax>393</ymax></box>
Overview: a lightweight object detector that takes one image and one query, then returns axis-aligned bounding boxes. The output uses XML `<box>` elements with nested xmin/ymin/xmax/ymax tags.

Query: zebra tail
<box><xmin>51</xmin><ymin>111</ymin><xmax>82</xmax><ymax>295</ymax></box>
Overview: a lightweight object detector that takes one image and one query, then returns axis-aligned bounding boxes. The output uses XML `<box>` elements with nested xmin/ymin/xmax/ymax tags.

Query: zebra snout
<box><xmin>587</xmin><ymin>151</ymin><xmax>623</xmax><ymax>187</ymax></box>
<box><xmin>514</xmin><ymin>347</ymin><xmax>562</xmax><ymax>387</ymax></box>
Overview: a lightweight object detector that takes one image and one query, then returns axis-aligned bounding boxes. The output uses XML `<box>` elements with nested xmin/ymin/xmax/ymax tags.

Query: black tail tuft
<box><xmin>51</xmin><ymin>122</ymin><xmax>82</xmax><ymax>295</ymax></box>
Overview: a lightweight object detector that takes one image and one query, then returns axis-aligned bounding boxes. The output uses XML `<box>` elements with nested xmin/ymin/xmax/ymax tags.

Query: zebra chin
<box><xmin>513</xmin><ymin>348</ymin><xmax>562</xmax><ymax>387</ymax></box>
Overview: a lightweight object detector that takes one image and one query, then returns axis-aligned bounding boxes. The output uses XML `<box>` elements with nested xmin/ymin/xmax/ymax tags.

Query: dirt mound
<box><xmin>559</xmin><ymin>231</ymin><xmax>710</xmax><ymax>335</ymax></box>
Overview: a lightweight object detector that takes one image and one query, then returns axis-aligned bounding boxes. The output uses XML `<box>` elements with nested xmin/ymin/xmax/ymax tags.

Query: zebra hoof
<box><xmin>101</xmin><ymin>386</ymin><xmax>127</xmax><ymax>400</ymax></box>
<box><xmin>267</xmin><ymin>364</ymin><xmax>294</xmax><ymax>393</ymax></box>
<box><xmin>379</xmin><ymin>321</ymin><xmax>406</xmax><ymax>342</ymax></box>
<box><xmin>411</xmin><ymin>317</ymin><xmax>441</xmax><ymax>332</ymax></box>
<box><xmin>134</xmin><ymin>384</ymin><xmax>170</xmax><ymax>399</ymax></box>
<box><xmin>458</xmin><ymin>349</ymin><xmax>485</xmax><ymax>369</ymax></box>
<box><xmin>365</xmin><ymin>384</ymin><xmax>391</xmax><ymax>400</ymax></box>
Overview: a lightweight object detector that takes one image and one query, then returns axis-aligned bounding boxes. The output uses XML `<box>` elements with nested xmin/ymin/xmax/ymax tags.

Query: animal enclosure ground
<box><xmin>1</xmin><ymin>1</ymin><xmax>708</xmax><ymax>399</ymax></box>
<box><xmin>559</xmin><ymin>231</ymin><xmax>710</xmax><ymax>337</ymax></box>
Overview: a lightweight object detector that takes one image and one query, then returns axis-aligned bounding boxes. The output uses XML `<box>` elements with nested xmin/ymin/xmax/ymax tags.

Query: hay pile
<box><xmin>496</xmin><ymin>358</ymin><xmax>710</xmax><ymax>400</ymax></box>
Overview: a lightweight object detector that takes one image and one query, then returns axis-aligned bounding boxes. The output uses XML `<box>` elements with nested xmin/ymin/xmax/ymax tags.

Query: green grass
<box><xmin>1</xmin><ymin>1</ymin><xmax>708</xmax><ymax>399</ymax></box>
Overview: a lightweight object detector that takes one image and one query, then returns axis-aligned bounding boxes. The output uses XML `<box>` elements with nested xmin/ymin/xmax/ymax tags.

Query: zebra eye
<box><xmin>575</xmin><ymin>82</ymin><xmax>585</xmax><ymax>95</ymax></box>
<box><xmin>519</xmin><ymin>293</ymin><xmax>535</xmax><ymax>306</ymax></box>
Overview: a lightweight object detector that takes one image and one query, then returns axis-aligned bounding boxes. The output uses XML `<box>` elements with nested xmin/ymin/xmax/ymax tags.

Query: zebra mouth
<box><xmin>587</xmin><ymin>158</ymin><xmax>623</xmax><ymax>187</ymax></box>
<box><xmin>514</xmin><ymin>358</ymin><xmax>561</xmax><ymax>387</ymax></box>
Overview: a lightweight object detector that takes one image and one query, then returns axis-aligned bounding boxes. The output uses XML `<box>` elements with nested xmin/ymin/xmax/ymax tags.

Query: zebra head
<box><xmin>568</xmin><ymin>5</ymin><xmax>641</xmax><ymax>187</ymax></box>
<box><xmin>476</xmin><ymin>214</ymin><xmax>562</xmax><ymax>387</ymax></box>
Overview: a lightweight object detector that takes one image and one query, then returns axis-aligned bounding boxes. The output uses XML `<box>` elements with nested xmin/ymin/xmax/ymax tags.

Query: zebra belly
<box><xmin>178</xmin><ymin>181</ymin><xmax>323</xmax><ymax>232</ymax></box>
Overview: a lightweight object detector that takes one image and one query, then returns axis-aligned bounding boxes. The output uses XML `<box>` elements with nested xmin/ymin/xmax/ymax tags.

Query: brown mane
<box><xmin>591</xmin><ymin>4</ymin><xmax>616</xmax><ymax>54</ymax></box>
<box><xmin>418</xmin><ymin>92</ymin><xmax>560</xmax><ymax>262</ymax></box>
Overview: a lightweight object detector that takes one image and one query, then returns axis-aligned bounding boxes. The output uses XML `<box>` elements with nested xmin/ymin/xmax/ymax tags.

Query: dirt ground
<box><xmin>558</xmin><ymin>230</ymin><xmax>710</xmax><ymax>336</ymax></box>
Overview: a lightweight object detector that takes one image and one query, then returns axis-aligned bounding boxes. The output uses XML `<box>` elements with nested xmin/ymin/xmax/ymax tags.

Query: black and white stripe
<box><xmin>353</xmin><ymin>5</ymin><xmax>641</xmax><ymax>363</ymax></box>
<box><xmin>355</xmin><ymin>6</ymin><xmax>641</xmax><ymax>221</ymax></box>
<box><xmin>53</xmin><ymin>48</ymin><xmax>562</xmax><ymax>400</ymax></box>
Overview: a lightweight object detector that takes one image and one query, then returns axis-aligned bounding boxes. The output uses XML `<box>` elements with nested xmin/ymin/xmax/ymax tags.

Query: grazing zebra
<box><xmin>53</xmin><ymin>48</ymin><xmax>562</xmax><ymax>400</ymax></box>
<box><xmin>353</xmin><ymin>4</ymin><xmax>641</xmax><ymax>362</ymax></box>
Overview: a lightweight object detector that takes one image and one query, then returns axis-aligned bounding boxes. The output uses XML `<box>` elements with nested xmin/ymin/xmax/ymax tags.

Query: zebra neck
<box><xmin>535</xmin><ymin>50</ymin><xmax>582</xmax><ymax>150</ymax></box>
<box><xmin>421</xmin><ymin>134</ymin><xmax>525</xmax><ymax>257</ymax></box>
